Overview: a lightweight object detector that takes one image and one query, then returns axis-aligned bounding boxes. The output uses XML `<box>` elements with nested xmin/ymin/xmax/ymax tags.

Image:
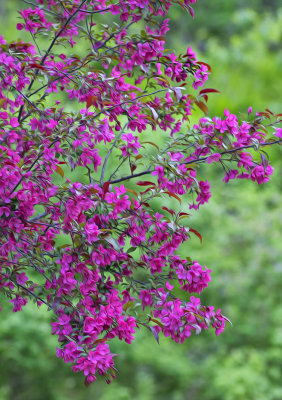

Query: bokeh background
<box><xmin>0</xmin><ymin>1</ymin><xmax>282</xmax><ymax>399</ymax></box>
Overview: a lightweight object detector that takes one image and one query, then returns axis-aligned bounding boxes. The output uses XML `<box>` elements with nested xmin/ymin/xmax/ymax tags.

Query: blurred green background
<box><xmin>0</xmin><ymin>1</ymin><xmax>282</xmax><ymax>399</ymax></box>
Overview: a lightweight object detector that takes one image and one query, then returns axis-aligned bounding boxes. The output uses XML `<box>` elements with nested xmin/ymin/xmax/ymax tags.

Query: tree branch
<box><xmin>108</xmin><ymin>139</ymin><xmax>282</xmax><ymax>184</ymax></box>
<box><xmin>0</xmin><ymin>271</ymin><xmax>54</xmax><ymax>310</ymax></box>
<box><xmin>28</xmin><ymin>212</ymin><xmax>49</xmax><ymax>222</ymax></box>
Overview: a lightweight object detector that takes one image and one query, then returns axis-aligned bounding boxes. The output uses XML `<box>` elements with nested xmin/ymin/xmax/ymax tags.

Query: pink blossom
<box><xmin>9</xmin><ymin>296</ymin><xmax>28</xmax><ymax>312</ymax></box>
<box><xmin>274</xmin><ymin>128</ymin><xmax>282</xmax><ymax>138</ymax></box>
<box><xmin>85</xmin><ymin>221</ymin><xmax>99</xmax><ymax>243</ymax></box>
<box><xmin>16</xmin><ymin>272</ymin><xmax>29</xmax><ymax>286</ymax></box>
<box><xmin>206</xmin><ymin>153</ymin><xmax>221</xmax><ymax>164</ymax></box>
<box><xmin>251</xmin><ymin>164</ymin><xmax>274</xmax><ymax>184</ymax></box>
<box><xmin>139</xmin><ymin>290</ymin><xmax>154</xmax><ymax>310</ymax></box>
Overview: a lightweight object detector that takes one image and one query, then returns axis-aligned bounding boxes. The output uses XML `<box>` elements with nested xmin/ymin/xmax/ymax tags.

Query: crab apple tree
<box><xmin>0</xmin><ymin>0</ymin><xmax>281</xmax><ymax>385</ymax></box>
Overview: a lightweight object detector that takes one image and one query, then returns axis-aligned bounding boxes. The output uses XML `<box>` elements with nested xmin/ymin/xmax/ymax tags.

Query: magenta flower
<box><xmin>9</xmin><ymin>296</ymin><xmax>28</xmax><ymax>312</ymax></box>
<box><xmin>274</xmin><ymin>128</ymin><xmax>282</xmax><ymax>138</ymax></box>
<box><xmin>251</xmin><ymin>164</ymin><xmax>274</xmax><ymax>184</ymax></box>
<box><xmin>139</xmin><ymin>290</ymin><xmax>154</xmax><ymax>310</ymax></box>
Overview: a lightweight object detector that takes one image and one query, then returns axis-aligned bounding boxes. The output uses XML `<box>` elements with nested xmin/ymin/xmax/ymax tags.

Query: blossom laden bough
<box><xmin>0</xmin><ymin>0</ymin><xmax>281</xmax><ymax>385</ymax></box>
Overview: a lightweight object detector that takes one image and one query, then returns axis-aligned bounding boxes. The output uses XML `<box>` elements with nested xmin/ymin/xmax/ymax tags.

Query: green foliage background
<box><xmin>0</xmin><ymin>1</ymin><xmax>282</xmax><ymax>399</ymax></box>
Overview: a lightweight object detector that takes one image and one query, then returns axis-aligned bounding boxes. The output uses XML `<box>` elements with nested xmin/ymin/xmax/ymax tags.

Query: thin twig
<box><xmin>15</xmin><ymin>247</ymin><xmax>52</xmax><ymax>284</ymax></box>
<box><xmin>10</xmin><ymin>138</ymin><xmax>60</xmax><ymax>195</ymax></box>
<box><xmin>18</xmin><ymin>0</ymin><xmax>88</xmax><ymax>122</ymax></box>
<box><xmin>95</xmin><ymin>20</ymin><xmax>135</xmax><ymax>51</ymax></box>
<box><xmin>14</xmin><ymin>87</ymin><xmax>44</xmax><ymax>115</ymax></box>
<box><xmin>100</xmin><ymin>123</ymin><xmax>128</xmax><ymax>185</ymax></box>
<box><xmin>85</xmin><ymin>17</ymin><xmax>96</xmax><ymax>52</ymax></box>
<box><xmin>92</xmin><ymin>89</ymin><xmax>167</xmax><ymax>121</ymax></box>
<box><xmin>108</xmin><ymin>157</ymin><xmax>128</xmax><ymax>182</ymax></box>
<box><xmin>0</xmin><ymin>271</ymin><xmax>53</xmax><ymax>309</ymax></box>
<box><xmin>28</xmin><ymin>212</ymin><xmax>49</xmax><ymax>222</ymax></box>
<box><xmin>18</xmin><ymin>283</ymin><xmax>54</xmax><ymax>310</ymax></box>
<box><xmin>109</xmin><ymin>168</ymin><xmax>152</xmax><ymax>184</ymax></box>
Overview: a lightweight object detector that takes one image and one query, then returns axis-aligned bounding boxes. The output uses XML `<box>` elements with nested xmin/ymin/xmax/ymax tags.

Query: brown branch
<box><xmin>108</xmin><ymin>139</ymin><xmax>282</xmax><ymax>185</ymax></box>
<box><xmin>28</xmin><ymin>212</ymin><xmax>49</xmax><ymax>222</ymax></box>
<box><xmin>0</xmin><ymin>272</ymin><xmax>53</xmax><ymax>310</ymax></box>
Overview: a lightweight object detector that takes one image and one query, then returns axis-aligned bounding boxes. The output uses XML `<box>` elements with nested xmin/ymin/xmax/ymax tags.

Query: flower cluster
<box><xmin>0</xmin><ymin>0</ymin><xmax>281</xmax><ymax>385</ymax></box>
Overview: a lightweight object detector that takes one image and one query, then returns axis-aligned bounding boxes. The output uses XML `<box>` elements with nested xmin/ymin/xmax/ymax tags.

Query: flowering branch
<box><xmin>0</xmin><ymin>0</ymin><xmax>281</xmax><ymax>386</ymax></box>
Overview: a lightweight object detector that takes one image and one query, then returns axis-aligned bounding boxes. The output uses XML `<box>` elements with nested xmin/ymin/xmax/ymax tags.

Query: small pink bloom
<box><xmin>274</xmin><ymin>128</ymin><xmax>282</xmax><ymax>138</ymax></box>
<box><xmin>206</xmin><ymin>153</ymin><xmax>221</xmax><ymax>164</ymax></box>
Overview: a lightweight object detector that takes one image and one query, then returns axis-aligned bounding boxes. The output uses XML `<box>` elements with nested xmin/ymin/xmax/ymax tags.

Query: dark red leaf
<box><xmin>162</xmin><ymin>206</ymin><xmax>176</xmax><ymax>216</ymax></box>
<box><xmin>86</xmin><ymin>95</ymin><xmax>98</xmax><ymax>108</ymax></box>
<box><xmin>197</xmin><ymin>61</ymin><xmax>212</xmax><ymax>72</ymax></box>
<box><xmin>55</xmin><ymin>165</ymin><xmax>64</xmax><ymax>178</ymax></box>
<box><xmin>199</xmin><ymin>88</ymin><xmax>220</xmax><ymax>95</ymax></box>
<box><xmin>130</xmin><ymin>163</ymin><xmax>137</xmax><ymax>173</ymax></box>
<box><xmin>141</xmin><ymin>141</ymin><xmax>160</xmax><ymax>150</ymax></box>
<box><xmin>195</xmin><ymin>100</ymin><xmax>209</xmax><ymax>115</ymax></box>
<box><xmin>189</xmin><ymin>228</ymin><xmax>202</xmax><ymax>243</ymax></box>
<box><xmin>163</xmin><ymin>191</ymin><xmax>182</xmax><ymax>204</ymax></box>
<box><xmin>102</xmin><ymin>181</ymin><xmax>110</xmax><ymax>196</ymax></box>
<box><xmin>140</xmin><ymin>187</ymin><xmax>155</xmax><ymax>195</ymax></box>
<box><xmin>126</xmin><ymin>188</ymin><xmax>138</xmax><ymax>197</ymax></box>
<box><xmin>29</xmin><ymin>63</ymin><xmax>47</xmax><ymax>71</ymax></box>
<box><xmin>257</xmin><ymin>112</ymin><xmax>271</xmax><ymax>120</ymax></box>
<box><xmin>136</xmin><ymin>181</ymin><xmax>156</xmax><ymax>187</ymax></box>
